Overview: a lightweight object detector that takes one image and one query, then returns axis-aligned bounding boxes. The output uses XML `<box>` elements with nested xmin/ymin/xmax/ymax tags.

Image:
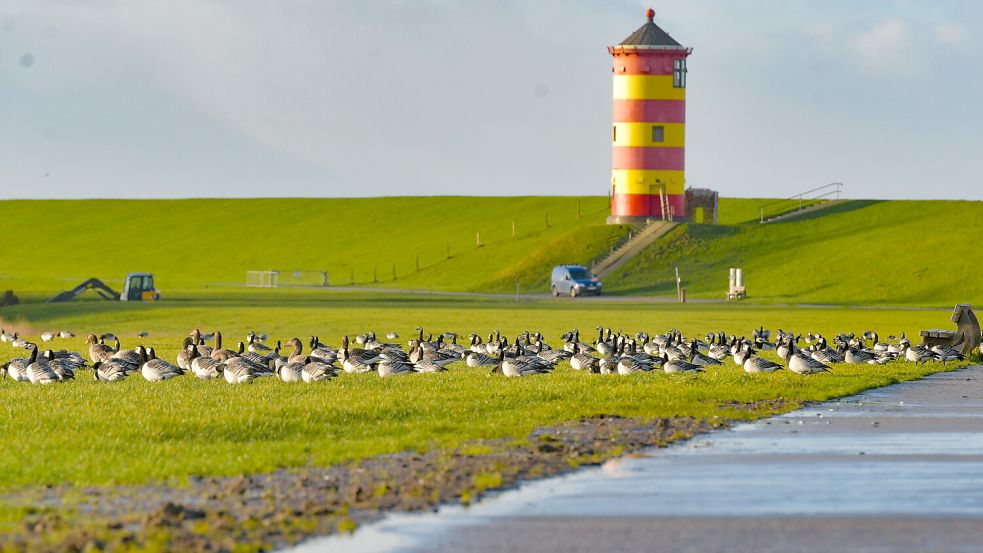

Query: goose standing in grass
<box><xmin>58</xmin><ymin>330</ymin><xmax>75</xmax><ymax>339</ymax></box>
<box><xmin>340</xmin><ymin>336</ymin><xmax>384</xmax><ymax>373</ymax></box>
<box><xmin>284</xmin><ymin>337</ymin><xmax>309</xmax><ymax>364</ymax></box>
<box><xmin>930</xmin><ymin>344</ymin><xmax>965</xmax><ymax>364</ymax></box>
<box><xmin>26</xmin><ymin>346</ymin><xmax>61</xmax><ymax>385</ymax></box>
<box><xmin>86</xmin><ymin>334</ymin><xmax>116</xmax><ymax>363</ymax></box>
<box><xmin>735</xmin><ymin>348</ymin><xmax>784</xmax><ymax>374</ymax></box>
<box><xmin>140</xmin><ymin>346</ymin><xmax>186</xmax><ymax>382</ymax></box>
<box><xmin>789</xmin><ymin>350</ymin><xmax>832</xmax><ymax>375</ymax></box>
<box><xmin>689</xmin><ymin>344</ymin><xmax>723</xmax><ymax>367</ymax></box>
<box><xmin>40</xmin><ymin>331</ymin><xmax>56</xmax><ymax>342</ymax></box>
<box><xmin>190</xmin><ymin>345</ymin><xmax>223</xmax><ymax>380</ymax></box>
<box><xmin>0</xmin><ymin>329</ymin><xmax>14</xmax><ymax>342</ymax></box>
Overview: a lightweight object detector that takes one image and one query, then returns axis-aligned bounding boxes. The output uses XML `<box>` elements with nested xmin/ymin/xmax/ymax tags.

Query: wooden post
<box><xmin>511</xmin><ymin>220</ymin><xmax>516</xmax><ymax>237</ymax></box>
<box><xmin>476</xmin><ymin>232</ymin><xmax>481</xmax><ymax>247</ymax></box>
<box><xmin>373</xmin><ymin>266</ymin><xmax>378</xmax><ymax>283</ymax></box>
<box><xmin>446</xmin><ymin>242</ymin><xmax>450</xmax><ymax>259</ymax></box>
<box><xmin>545</xmin><ymin>208</ymin><xmax>550</xmax><ymax>228</ymax></box>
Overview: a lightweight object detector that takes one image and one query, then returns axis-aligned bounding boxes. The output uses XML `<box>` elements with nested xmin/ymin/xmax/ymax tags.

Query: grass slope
<box><xmin>607</xmin><ymin>199</ymin><xmax>983</xmax><ymax>306</ymax></box>
<box><xmin>0</xmin><ymin>197</ymin><xmax>623</xmax><ymax>300</ymax></box>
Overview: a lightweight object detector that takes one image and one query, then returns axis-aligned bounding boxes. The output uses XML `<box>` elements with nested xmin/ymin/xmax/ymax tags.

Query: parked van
<box><xmin>551</xmin><ymin>265</ymin><xmax>602</xmax><ymax>298</ymax></box>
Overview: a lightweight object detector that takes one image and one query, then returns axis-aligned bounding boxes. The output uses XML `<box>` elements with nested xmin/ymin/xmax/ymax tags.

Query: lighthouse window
<box><xmin>673</xmin><ymin>59</ymin><xmax>687</xmax><ymax>88</ymax></box>
<box><xmin>652</xmin><ymin>125</ymin><xmax>665</xmax><ymax>143</ymax></box>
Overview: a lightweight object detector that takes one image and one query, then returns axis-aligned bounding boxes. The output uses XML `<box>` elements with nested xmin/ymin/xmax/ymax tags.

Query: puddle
<box><xmin>288</xmin><ymin>367</ymin><xmax>983</xmax><ymax>553</ymax></box>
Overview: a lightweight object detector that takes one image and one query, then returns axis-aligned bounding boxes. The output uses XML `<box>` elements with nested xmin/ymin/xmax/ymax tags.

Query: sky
<box><xmin>2</xmin><ymin>0</ymin><xmax>982</xmax><ymax>200</ymax></box>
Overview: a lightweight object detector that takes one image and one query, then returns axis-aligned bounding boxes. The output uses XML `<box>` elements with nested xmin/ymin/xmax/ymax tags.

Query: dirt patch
<box><xmin>2</xmin><ymin>416</ymin><xmax>721</xmax><ymax>552</ymax></box>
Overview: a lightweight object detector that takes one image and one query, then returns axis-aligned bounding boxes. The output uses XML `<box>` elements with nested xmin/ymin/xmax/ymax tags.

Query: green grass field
<box><xmin>0</xmin><ymin>293</ymin><xmax>962</xmax><ymax>491</ymax></box>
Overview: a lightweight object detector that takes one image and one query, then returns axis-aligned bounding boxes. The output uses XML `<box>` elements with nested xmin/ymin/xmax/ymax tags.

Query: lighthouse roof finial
<box><xmin>618</xmin><ymin>8</ymin><xmax>683</xmax><ymax>48</ymax></box>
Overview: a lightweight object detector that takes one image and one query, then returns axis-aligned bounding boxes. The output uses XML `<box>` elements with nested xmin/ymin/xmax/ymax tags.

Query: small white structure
<box><xmin>246</xmin><ymin>270</ymin><xmax>279</xmax><ymax>288</ymax></box>
<box><xmin>728</xmin><ymin>267</ymin><xmax>746</xmax><ymax>300</ymax></box>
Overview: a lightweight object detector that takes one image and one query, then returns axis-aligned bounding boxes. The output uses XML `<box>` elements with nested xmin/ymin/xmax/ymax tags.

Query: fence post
<box><xmin>545</xmin><ymin>208</ymin><xmax>550</xmax><ymax>229</ymax></box>
<box><xmin>511</xmin><ymin>220</ymin><xmax>516</xmax><ymax>237</ymax></box>
<box><xmin>374</xmin><ymin>266</ymin><xmax>378</xmax><ymax>283</ymax></box>
<box><xmin>321</xmin><ymin>271</ymin><xmax>328</xmax><ymax>287</ymax></box>
<box><xmin>760</xmin><ymin>207</ymin><xmax>764</xmax><ymax>224</ymax></box>
<box><xmin>476</xmin><ymin>232</ymin><xmax>481</xmax><ymax>247</ymax></box>
<box><xmin>446</xmin><ymin>242</ymin><xmax>450</xmax><ymax>259</ymax></box>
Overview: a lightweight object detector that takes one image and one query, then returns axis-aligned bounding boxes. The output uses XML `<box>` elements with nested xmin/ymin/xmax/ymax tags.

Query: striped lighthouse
<box><xmin>608</xmin><ymin>8</ymin><xmax>692</xmax><ymax>223</ymax></box>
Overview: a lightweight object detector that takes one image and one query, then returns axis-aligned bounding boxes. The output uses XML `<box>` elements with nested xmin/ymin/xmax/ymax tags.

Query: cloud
<box><xmin>853</xmin><ymin>19</ymin><xmax>911</xmax><ymax>68</ymax></box>
<box><xmin>933</xmin><ymin>22</ymin><xmax>969</xmax><ymax>48</ymax></box>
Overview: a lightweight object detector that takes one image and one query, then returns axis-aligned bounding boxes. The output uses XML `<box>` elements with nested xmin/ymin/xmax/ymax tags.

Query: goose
<box><xmin>92</xmin><ymin>359</ymin><xmax>131</xmax><ymax>382</ymax></box>
<box><xmin>40</xmin><ymin>331</ymin><xmax>56</xmax><ymax>342</ymax></box>
<box><xmin>616</xmin><ymin>347</ymin><xmax>648</xmax><ymax>375</ymax></box>
<box><xmin>176</xmin><ymin>337</ymin><xmax>196</xmax><ymax>369</ymax></box>
<box><xmin>469</xmin><ymin>334</ymin><xmax>487</xmax><ymax>354</ymax></box>
<box><xmin>569</xmin><ymin>344</ymin><xmax>600</xmax><ymax>373</ymax></box>
<box><xmin>111</xmin><ymin>341</ymin><xmax>143</xmax><ymax>368</ymax></box>
<box><xmin>378</xmin><ymin>359</ymin><xmax>416</xmax><ymax>377</ymax></box>
<box><xmin>275</xmin><ymin>361</ymin><xmax>305</xmax><ymax>382</ymax></box>
<box><xmin>26</xmin><ymin>347</ymin><xmax>60</xmax><ymax>384</ymax></box>
<box><xmin>189</xmin><ymin>329</ymin><xmax>213</xmax><ymax>357</ymax></box>
<box><xmin>465</xmin><ymin>350</ymin><xmax>498</xmax><ymax>368</ymax></box>
<box><xmin>43</xmin><ymin>350</ymin><xmax>77</xmax><ymax>381</ymax></box>
<box><xmin>497</xmin><ymin>350</ymin><xmax>550</xmax><ymax>377</ymax></box>
<box><xmin>843</xmin><ymin>346</ymin><xmax>889</xmax><ymax>365</ymax></box>
<box><xmin>903</xmin><ymin>344</ymin><xmax>937</xmax><ymax>364</ymax></box>
<box><xmin>190</xmin><ymin>345</ymin><xmax>223</xmax><ymax>380</ymax></box>
<box><xmin>340</xmin><ymin>337</ymin><xmax>384</xmax><ymax>373</ymax></box>
<box><xmin>58</xmin><ymin>330</ymin><xmax>75</xmax><ymax>339</ymax></box>
<box><xmin>689</xmin><ymin>344</ymin><xmax>723</xmax><ymax>367</ymax></box>
<box><xmin>662</xmin><ymin>353</ymin><xmax>704</xmax><ymax>374</ymax></box>
<box><xmin>410</xmin><ymin>341</ymin><xmax>458</xmax><ymax>367</ymax></box>
<box><xmin>707</xmin><ymin>334</ymin><xmax>730</xmax><ymax>360</ymax></box>
<box><xmin>302</xmin><ymin>360</ymin><xmax>338</xmax><ymax>382</ymax></box>
<box><xmin>222</xmin><ymin>357</ymin><xmax>273</xmax><ymax>384</ymax></box>
<box><xmin>140</xmin><ymin>346</ymin><xmax>186</xmax><ymax>382</ymax></box>
<box><xmin>309</xmin><ymin>337</ymin><xmax>338</xmax><ymax>363</ymax></box>
<box><xmin>0</xmin><ymin>329</ymin><xmax>14</xmax><ymax>342</ymax></box>
<box><xmin>247</xmin><ymin>332</ymin><xmax>272</xmax><ymax>353</ymax></box>
<box><xmin>3</xmin><ymin>354</ymin><xmax>31</xmax><ymax>382</ymax></box>
<box><xmin>386</xmin><ymin>331</ymin><xmax>399</xmax><ymax>340</ymax></box>
<box><xmin>210</xmin><ymin>331</ymin><xmax>237</xmax><ymax>361</ymax></box>
<box><xmin>413</xmin><ymin>358</ymin><xmax>448</xmax><ymax>373</ymax></box>
<box><xmin>735</xmin><ymin>348</ymin><xmax>783</xmax><ymax>374</ymax></box>
<box><xmin>236</xmin><ymin>342</ymin><xmax>271</xmax><ymax>367</ymax></box>
<box><xmin>930</xmin><ymin>344</ymin><xmax>965</xmax><ymax>363</ymax></box>
<box><xmin>11</xmin><ymin>333</ymin><xmax>30</xmax><ymax>349</ymax></box>
<box><xmin>788</xmin><ymin>351</ymin><xmax>832</xmax><ymax>375</ymax></box>
<box><xmin>810</xmin><ymin>337</ymin><xmax>844</xmax><ymax>364</ymax></box>
<box><xmin>86</xmin><ymin>334</ymin><xmax>116</xmax><ymax>363</ymax></box>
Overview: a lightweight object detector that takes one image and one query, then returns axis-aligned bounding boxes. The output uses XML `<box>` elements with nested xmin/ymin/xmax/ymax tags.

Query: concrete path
<box><xmin>293</xmin><ymin>366</ymin><xmax>983</xmax><ymax>553</ymax></box>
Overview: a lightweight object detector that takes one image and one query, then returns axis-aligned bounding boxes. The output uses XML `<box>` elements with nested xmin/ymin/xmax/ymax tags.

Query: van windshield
<box><xmin>567</xmin><ymin>268</ymin><xmax>592</xmax><ymax>280</ymax></box>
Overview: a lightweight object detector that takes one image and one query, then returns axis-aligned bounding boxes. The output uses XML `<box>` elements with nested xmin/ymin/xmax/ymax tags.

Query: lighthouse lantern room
<box><xmin>608</xmin><ymin>9</ymin><xmax>692</xmax><ymax>224</ymax></box>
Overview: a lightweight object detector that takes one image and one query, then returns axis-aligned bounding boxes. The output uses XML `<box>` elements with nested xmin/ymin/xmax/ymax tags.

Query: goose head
<box><xmin>138</xmin><ymin>346</ymin><xmax>148</xmax><ymax>363</ymax></box>
<box><xmin>28</xmin><ymin>344</ymin><xmax>38</xmax><ymax>364</ymax></box>
<box><xmin>85</xmin><ymin>334</ymin><xmax>98</xmax><ymax>346</ymax></box>
<box><xmin>237</xmin><ymin>342</ymin><xmax>246</xmax><ymax>355</ymax></box>
<box><xmin>215</xmin><ymin>331</ymin><xmax>223</xmax><ymax>349</ymax></box>
<box><xmin>286</xmin><ymin>337</ymin><xmax>303</xmax><ymax>355</ymax></box>
<box><xmin>148</xmin><ymin>347</ymin><xmax>158</xmax><ymax>360</ymax></box>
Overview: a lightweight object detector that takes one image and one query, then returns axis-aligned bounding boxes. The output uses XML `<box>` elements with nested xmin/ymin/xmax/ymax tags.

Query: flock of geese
<box><xmin>0</xmin><ymin>326</ymin><xmax>968</xmax><ymax>385</ymax></box>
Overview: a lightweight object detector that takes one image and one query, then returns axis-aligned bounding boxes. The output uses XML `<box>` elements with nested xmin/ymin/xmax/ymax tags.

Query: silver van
<box><xmin>551</xmin><ymin>265</ymin><xmax>602</xmax><ymax>297</ymax></box>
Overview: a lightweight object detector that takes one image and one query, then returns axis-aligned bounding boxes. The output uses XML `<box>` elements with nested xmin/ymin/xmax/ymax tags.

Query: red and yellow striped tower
<box><xmin>608</xmin><ymin>8</ymin><xmax>692</xmax><ymax>223</ymax></box>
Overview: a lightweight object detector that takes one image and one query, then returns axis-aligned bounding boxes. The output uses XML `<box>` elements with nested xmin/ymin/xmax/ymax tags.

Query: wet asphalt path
<box><xmin>294</xmin><ymin>366</ymin><xmax>983</xmax><ymax>553</ymax></box>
